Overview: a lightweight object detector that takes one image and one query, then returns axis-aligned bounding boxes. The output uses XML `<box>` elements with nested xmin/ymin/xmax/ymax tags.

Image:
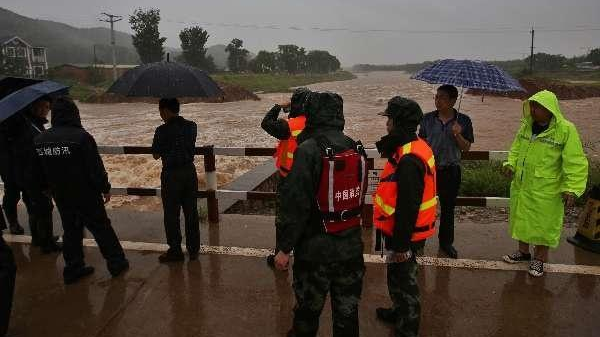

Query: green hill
<box><xmin>0</xmin><ymin>7</ymin><xmax>140</xmax><ymax>65</ymax></box>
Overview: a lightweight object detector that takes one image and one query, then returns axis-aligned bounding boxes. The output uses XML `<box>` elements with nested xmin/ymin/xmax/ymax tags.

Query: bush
<box><xmin>460</xmin><ymin>161</ymin><xmax>511</xmax><ymax>197</ymax></box>
<box><xmin>459</xmin><ymin>160</ymin><xmax>600</xmax><ymax>202</ymax></box>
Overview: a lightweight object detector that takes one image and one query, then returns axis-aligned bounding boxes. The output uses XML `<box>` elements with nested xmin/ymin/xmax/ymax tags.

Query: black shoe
<box><xmin>9</xmin><ymin>224</ymin><xmax>24</xmax><ymax>235</ymax></box>
<box><xmin>188</xmin><ymin>251</ymin><xmax>199</xmax><ymax>261</ymax></box>
<box><xmin>109</xmin><ymin>260</ymin><xmax>130</xmax><ymax>277</ymax></box>
<box><xmin>266</xmin><ymin>254</ymin><xmax>275</xmax><ymax>268</ymax></box>
<box><xmin>41</xmin><ymin>241</ymin><xmax>63</xmax><ymax>254</ymax></box>
<box><xmin>64</xmin><ymin>266</ymin><xmax>95</xmax><ymax>284</ymax></box>
<box><xmin>159</xmin><ymin>251</ymin><xmax>184</xmax><ymax>263</ymax></box>
<box><xmin>376</xmin><ymin>307</ymin><xmax>396</xmax><ymax>323</ymax></box>
<box><xmin>441</xmin><ymin>245</ymin><xmax>458</xmax><ymax>259</ymax></box>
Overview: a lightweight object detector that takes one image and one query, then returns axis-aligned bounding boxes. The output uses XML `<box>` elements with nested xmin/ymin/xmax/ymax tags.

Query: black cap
<box><xmin>378</xmin><ymin>96</ymin><xmax>423</xmax><ymax>130</ymax></box>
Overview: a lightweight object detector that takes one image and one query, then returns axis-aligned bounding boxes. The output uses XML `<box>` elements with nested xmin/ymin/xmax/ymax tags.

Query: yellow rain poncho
<box><xmin>504</xmin><ymin>90</ymin><xmax>588</xmax><ymax>248</ymax></box>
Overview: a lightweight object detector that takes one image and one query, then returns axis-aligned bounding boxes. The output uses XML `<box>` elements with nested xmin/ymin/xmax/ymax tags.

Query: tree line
<box><xmin>128</xmin><ymin>7</ymin><xmax>341</xmax><ymax>74</ymax></box>
<box><xmin>353</xmin><ymin>50</ymin><xmax>600</xmax><ymax>76</ymax></box>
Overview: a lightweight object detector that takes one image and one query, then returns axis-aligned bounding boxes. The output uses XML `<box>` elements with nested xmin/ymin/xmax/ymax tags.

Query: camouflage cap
<box><xmin>378</xmin><ymin>96</ymin><xmax>423</xmax><ymax>129</ymax></box>
<box><xmin>289</xmin><ymin>87</ymin><xmax>311</xmax><ymax>116</ymax></box>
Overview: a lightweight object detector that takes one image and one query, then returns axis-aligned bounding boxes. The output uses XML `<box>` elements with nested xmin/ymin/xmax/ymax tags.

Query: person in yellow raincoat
<box><xmin>502</xmin><ymin>90</ymin><xmax>588</xmax><ymax>277</ymax></box>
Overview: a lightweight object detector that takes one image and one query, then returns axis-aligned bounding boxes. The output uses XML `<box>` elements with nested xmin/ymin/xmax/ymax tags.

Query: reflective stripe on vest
<box><xmin>373</xmin><ymin>138</ymin><xmax>437</xmax><ymax>241</ymax></box>
<box><xmin>274</xmin><ymin>115</ymin><xmax>306</xmax><ymax>177</ymax></box>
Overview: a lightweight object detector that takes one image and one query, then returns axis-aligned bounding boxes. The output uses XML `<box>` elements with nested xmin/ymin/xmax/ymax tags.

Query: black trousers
<box><xmin>24</xmin><ymin>189</ymin><xmax>54</xmax><ymax>247</ymax></box>
<box><xmin>160</xmin><ymin>165</ymin><xmax>200</xmax><ymax>254</ymax></box>
<box><xmin>0</xmin><ymin>208</ymin><xmax>6</xmax><ymax>230</ymax></box>
<box><xmin>56</xmin><ymin>197</ymin><xmax>126</xmax><ymax>274</ymax></box>
<box><xmin>436</xmin><ymin>166</ymin><xmax>461</xmax><ymax>246</ymax></box>
<box><xmin>273</xmin><ymin>174</ymin><xmax>283</xmax><ymax>254</ymax></box>
<box><xmin>0</xmin><ymin>236</ymin><xmax>16</xmax><ymax>337</ymax></box>
<box><xmin>0</xmin><ymin>162</ymin><xmax>30</xmax><ymax>226</ymax></box>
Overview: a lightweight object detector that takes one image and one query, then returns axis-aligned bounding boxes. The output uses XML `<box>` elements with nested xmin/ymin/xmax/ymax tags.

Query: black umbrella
<box><xmin>107</xmin><ymin>61</ymin><xmax>223</xmax><ymax>98</ymax></box>
<box><xmin>0</xmin><ymin>76</ymin><xmax>43</xmax><ymax>99</ymax></box>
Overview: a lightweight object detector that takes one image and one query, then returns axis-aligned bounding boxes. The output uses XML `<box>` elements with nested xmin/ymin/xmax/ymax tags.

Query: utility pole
<box><xmin>529</xmin><ymin>25</ymin><xmax>535</xmax><ymax>73</ymax></box>
<box><xmin>100</xmin><ymin>12</ymin><xmax>123</xmax><ymax>81</ymax></box>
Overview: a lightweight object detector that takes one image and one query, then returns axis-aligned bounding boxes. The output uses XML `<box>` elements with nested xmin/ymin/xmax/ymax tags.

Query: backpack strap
<box><xmin>313</xmin><ymin>134</ymin><xmax>335</xmax><ymax>160</ymax></box>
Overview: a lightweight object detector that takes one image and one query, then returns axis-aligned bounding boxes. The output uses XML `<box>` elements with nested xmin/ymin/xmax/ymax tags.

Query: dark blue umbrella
<box><xmin>0</xmin><ymin>76</ymin><xmax>43</xmax><ymax>99</ymax></box>
<box><xmin>0</xmin><ymin>80</ymin><xmax>69</xmax><ymax>123</ymax></box>
<box><xmin>107</xmin><ymin>61</ymin><xmax>223</xmax><ymax>98</ymax></box>
<box><xmin>411</xmin><ymin>59</ymin><xmax>525</xmax><ymax>92</ymax></box>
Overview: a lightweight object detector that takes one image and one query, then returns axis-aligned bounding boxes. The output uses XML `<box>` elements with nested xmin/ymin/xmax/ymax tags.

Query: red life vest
<box><xmin>316</xmin><ymin>138</ymin><xmax>368</xmax><ymax>234</ymax></box>
<box><xmin>274</xmin><ymin>115</ymin><xmax>306</xmax><ymax>177</ymax></box>
<box><xmin>373</xmin><ymin>138</ymin><xmax>437</xmax><ymax>241</ymax></box>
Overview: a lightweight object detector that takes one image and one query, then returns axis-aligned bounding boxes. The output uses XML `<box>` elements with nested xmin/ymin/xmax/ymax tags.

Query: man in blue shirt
<box><xmin>418</xmin><ymin>85</ymin><xmax>474</xmax><ymax>258</ymax></box>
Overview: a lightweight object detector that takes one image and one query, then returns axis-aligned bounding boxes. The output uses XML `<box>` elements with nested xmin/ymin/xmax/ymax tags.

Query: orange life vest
<box><xmin>373</xmin><ymin>138</ymin><xmax>437</xmax><ymax>241</ymax></box>
<box><xmin>274</xmin><ymin>115</ymin><xmax>306</xmax><ymax>177</ymax></box>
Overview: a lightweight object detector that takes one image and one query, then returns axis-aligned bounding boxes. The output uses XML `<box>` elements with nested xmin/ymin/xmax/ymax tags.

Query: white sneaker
<box><xmin>503</xmin><ymin>251</ymin><xmax>532</xmax><ymax>264</ymax></box>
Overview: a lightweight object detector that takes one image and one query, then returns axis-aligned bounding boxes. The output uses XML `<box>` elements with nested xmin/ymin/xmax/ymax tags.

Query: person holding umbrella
<box><xmin>0</xmin><ymin>80</ymin><xmax>69</xmax><ymax>241</ymax></box>
<box><xmin>9</xmin><ymin>96</ymin><xmax>62</xmax><ymax>253</ymax></box>
<box><xmin>502</xmin><ymin>90</ymin><xmax>588</xmax><ymax>277</ymax></box>
<box><xmin>418</xmin><ymin>85</ymin><xmax>474</xmax><ymax>258</ymax></box>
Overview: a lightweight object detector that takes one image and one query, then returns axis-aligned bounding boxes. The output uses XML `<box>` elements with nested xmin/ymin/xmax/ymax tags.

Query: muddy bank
<box><xmin>468</xmin><ymin>77</ymin><xmax>600</xmax><ymax>100</ymax></box>
<box><xmin>86</xmin><ymin>81</ymin><xmax>259</xmax><ymax>104</ymax></box>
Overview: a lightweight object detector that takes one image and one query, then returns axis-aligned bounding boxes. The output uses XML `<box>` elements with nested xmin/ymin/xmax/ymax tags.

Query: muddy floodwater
<box><xmin>74</xmin><ymin>71</ymin><xmax>600</xmax><ymax>209</ymax></box>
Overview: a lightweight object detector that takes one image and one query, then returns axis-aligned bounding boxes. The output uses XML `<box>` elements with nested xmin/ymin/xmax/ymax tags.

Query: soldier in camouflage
<box><xmin>273</xmin><ymin>91</ymin><xmax>365</xmax><ymax>337</ymax></box>
<box><xmin>375</xmin><ymin>96</ymin><xmax>429</xmax><ymax>337</ymax></box>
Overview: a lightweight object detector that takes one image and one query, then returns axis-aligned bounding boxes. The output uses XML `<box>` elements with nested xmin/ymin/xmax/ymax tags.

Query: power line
<box><xmin>99</xmin><ymin>12</ymin><xmax>123</xmax><ymax>81</ymax></box>
<box><xmin>162</xmin><ymin>18</ymin><xmax>600</xmax><ymax>35</ymax></box>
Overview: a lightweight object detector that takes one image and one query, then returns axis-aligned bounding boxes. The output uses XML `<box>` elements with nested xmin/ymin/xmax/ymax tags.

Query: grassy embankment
<box><xmin>50</xmin><ymin>71</ymin><xmax>356</xmax><ymax>102</ymax></box>
<box><xmin>211</xmin><ymin>71</ymin><xmax>356</xmax><ymax>93</ymax></box>
<box><xmin>461</xmin><ymin>160</ymin><xmax>600</xmax><ymax>203</ymax></box>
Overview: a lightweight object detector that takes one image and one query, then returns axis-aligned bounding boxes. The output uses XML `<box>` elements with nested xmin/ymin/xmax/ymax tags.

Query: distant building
<box><xmin>0</xmin><ymin>35</ymin><xmax>48</xmax><ymax>78</ymax></box>
<box><xmin>575</xmin><ymin>62</ymin><xmax>600</xmax><ymax>71</ymax></box>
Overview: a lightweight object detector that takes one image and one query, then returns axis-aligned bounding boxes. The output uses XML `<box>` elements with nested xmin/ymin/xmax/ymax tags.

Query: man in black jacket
<box><xmin>0</xmin><ymin>235</ymin><xmax>16</xmax><ymax>337</ymax></box>
<box><xmin>261</xmin><ymin>88</ymin><xmax>310</xmax><ymax>269</ymax></box>
<box><xmin>33</xmin><ymin>96</ymin><xmax>129</xmax><ymax>284</ymax></box>
<box><xmin>374</xmin><ymin>96</ymin><xmax>432</xmax><ymax>337</ymax></box>
<box><xmin>274</xmin><ymin>92</ymin><xmax>365</xmax><ymax>337</ymax></box>
<box><xmin>152</xmin><ymin>98</ymin><xmax>200</xmax><ymax>263</ymax></box>
<box><xmin>11</xmin><ymin>97</ymin><xmax>61</xmax><ymax>253</ymax></box>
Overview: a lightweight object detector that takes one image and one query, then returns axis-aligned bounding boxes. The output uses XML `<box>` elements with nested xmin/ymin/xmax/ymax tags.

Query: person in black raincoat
<box><xmin>33</xmin><ymin>96</ymin><xmax>129</xmax><ymax>284</ymax></box>
<box><xmin>274</xmin><ymin>91</ymin><xmax>365</xmax><ymax>337</ymax></box>
<box><xmin>0</xmin><ymin>109</ymin><xmax>32</xmax><ymax>235</ymax></box>
<box><xmin>1</xmin><ymin>117</ymin><xmax>30</xmax><ymax>235</ymax></box>
<box><xmin>9</xmin><ymin>97</ymin><xmax>61</xmax><ymax>253</ymax></box>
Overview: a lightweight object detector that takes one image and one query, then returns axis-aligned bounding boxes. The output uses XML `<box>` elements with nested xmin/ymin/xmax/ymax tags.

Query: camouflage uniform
<box><xmin>387</xmin><ymin>253</ymin><xmax>420</xmax><ymax>337</ymax></box>
<box><xmin>292</xmin><ymin>257</ymin><xmax>365</xmax><ymax>337</ymax></box>
<box><xmin>375</xmin><ymin>96</ymin><xmax>428</xmax><ymax>337</ymax></box>
<box><xmin>277</xmin><ymin>92</ymin><xmax>365</xmax><ymax>337</ymax></box>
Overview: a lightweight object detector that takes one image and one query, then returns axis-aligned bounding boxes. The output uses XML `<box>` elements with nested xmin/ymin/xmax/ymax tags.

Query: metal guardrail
<box><xmin>2</xmin><ymin>146</ymin><xmax>510</xmax><ymax>224</ymax></box>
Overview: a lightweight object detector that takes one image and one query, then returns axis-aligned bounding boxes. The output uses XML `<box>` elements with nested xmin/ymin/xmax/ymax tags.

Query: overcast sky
<box><xmin>3</xmin><ymin>0</ymin><xmax>600</xmax><ymax>66</ymax></box>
